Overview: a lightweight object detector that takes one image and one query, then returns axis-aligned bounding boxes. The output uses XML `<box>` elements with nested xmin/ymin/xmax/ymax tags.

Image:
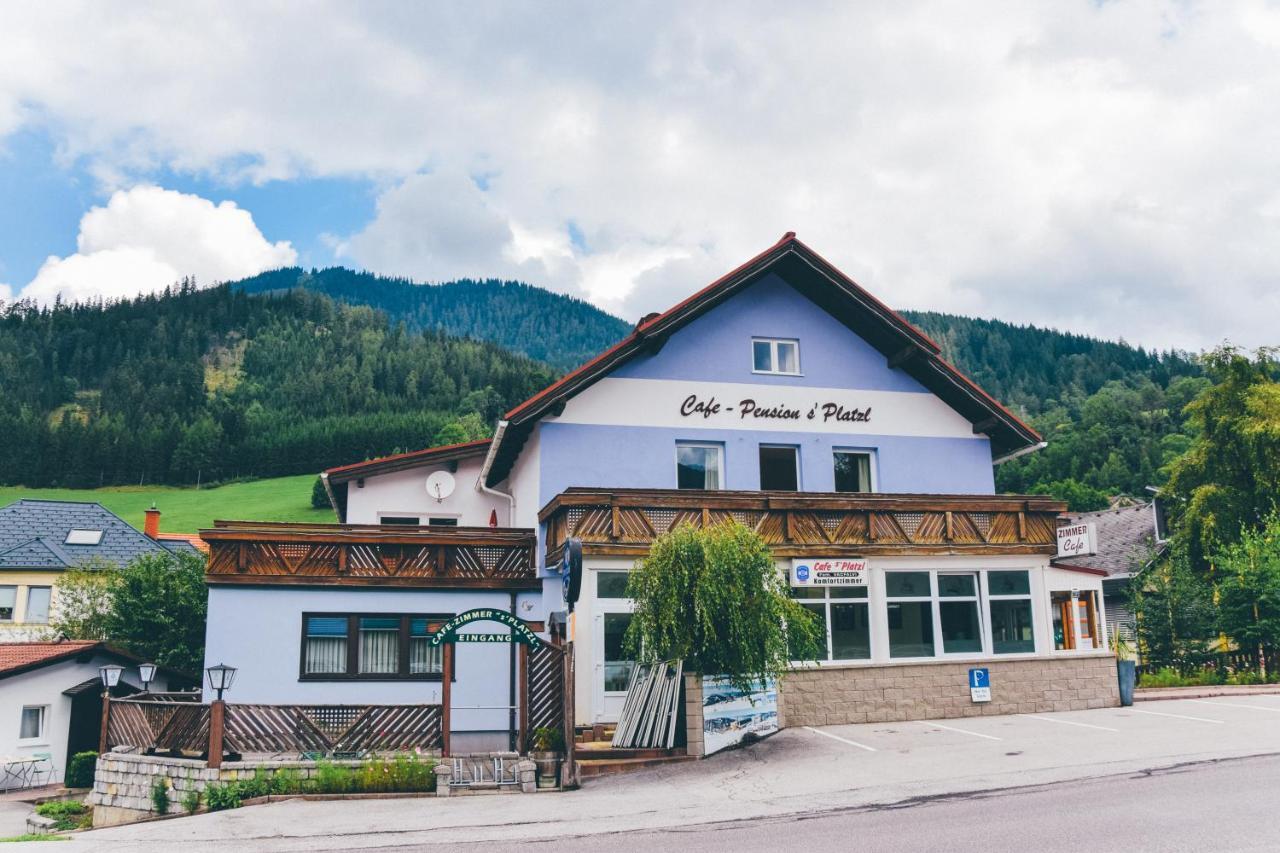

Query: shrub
<box><xmin>529</xmin><ymin>727</ymin><xmax>564</xmax><ymax>752</ymax></box>
<box><xmin>64</xmin><ymin>752</ymin><xmax>98</xmax><ymax>789</ymax></box>
<box><xmin>1138</xmin><ymin>667</ymin><xmax>1223</xmax><ymax>688</ymax></box>
<box><xmin>34</xmin><ymin>801</ymin><xmax>91</xmax><ymax>831</ymax></box>
<box><xmin>202</xmin><ymin>755</ymin><xmax>436</xmax><ymax>813</ymax></box>
<box><xmin>181</xmin><ymin>789</ymin><xmax>201</xmax><ymax>815</ymax></box>
<box><xmin>150</xmin><ymin>778</ymin><xmax>170</xmax><ymax>815</ymax></box>
<box><xmin>204</xmin><ymin>783</ymin><xmax>242</xmax><ymax>812</ymax></box>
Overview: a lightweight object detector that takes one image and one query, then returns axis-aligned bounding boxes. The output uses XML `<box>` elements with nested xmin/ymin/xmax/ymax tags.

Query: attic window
<box><xmin>65</xmin><ymin>529</ymin><xmax>104</xmax><ymax>546</ymax></box>
<box><xmin>752</xmin><ymin>338</ymin><xmax>800</xmax><ymax>375</ymax></box>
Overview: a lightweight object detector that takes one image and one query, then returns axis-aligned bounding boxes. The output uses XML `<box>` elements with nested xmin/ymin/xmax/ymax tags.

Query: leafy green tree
<box><xmin>103</xmin><ymin>552</ymin><xmax>208</xmax><ymax>673</ymax></box>
<box><xmin>49</xmin><ymin>563</ymin><xmax>118</xmax><ymax>640</ymax></box>
<box><xmin>1029</xmin><ymin>478</ymin><xmax>1109</xmax><ymax>512</ymax></box>
<box><xmin>1164</xmin><ymin>345</ymin><xmax>1280</xmax><ymax>570</ymax></box>
<box><xmin>624</xmin><ymin>522</ymin><xmax>824</xmax><ymax>692</ymax></box>
<box><xmin>1130</xmin><ymin>545</ymin><xmax>1216</xmax><ymax>674</ymax></box>
<box><xmin>1214</xmin><ymin>514</ymin><xmax>1280</xmax><ymax>677</ymax></box>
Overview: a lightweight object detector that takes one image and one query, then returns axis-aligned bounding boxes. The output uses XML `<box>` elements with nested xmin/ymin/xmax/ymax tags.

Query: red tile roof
<box><xmin>324</xmin><ymin>439</ymin><xmax>492</xmax><ymax>482</ymax></box>
<box><xmin>0</xmin><ymin>641</ymin><xmax>100</xmax><ymax>676</ymax></box>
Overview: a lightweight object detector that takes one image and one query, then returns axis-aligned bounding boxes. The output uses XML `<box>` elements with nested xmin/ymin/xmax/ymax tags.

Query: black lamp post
<box><xmin>138</xmin><ymin>662</ymin><xmax>157</xmax><ymax>692</ymax></box>
<box><xmin>98</xmin><ymin>664</ymin><xmax>123</xmax><ymax>754</ymax></box>
<box><xmin>204</xmin><ymin>663</ymin><xmax>237</xmax><ymax>701</ymax></box>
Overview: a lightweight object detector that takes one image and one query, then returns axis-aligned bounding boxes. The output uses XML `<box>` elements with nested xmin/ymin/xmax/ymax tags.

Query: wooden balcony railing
<box><xmin>540</xmin><ymin>488</ymin><xmax>1067</xmax><ymax>561</ymax></box>
<box><xmin>203</xmin><ymin>521</ymin><xmax>538</xmax><ymax>590</ymax></box>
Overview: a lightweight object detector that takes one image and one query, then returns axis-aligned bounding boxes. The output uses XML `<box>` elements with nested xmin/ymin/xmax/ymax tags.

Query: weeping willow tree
<box><xmin>623</xmin><ymin>521</ymin><xmax>824</xmax><ymax>692</ymax></box>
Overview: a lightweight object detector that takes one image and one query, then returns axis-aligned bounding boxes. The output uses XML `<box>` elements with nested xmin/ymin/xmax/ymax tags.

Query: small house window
<box><xmin>752</xmin><ymin>338</ymin><xmax>800</xmax><ymax>375</ymax></box>
<box><xmin>301</xmin><ymin>613</ymin><xmax>450</xmax><ymax>680</ymax></box>
<box><xmin>25</xmin><ymin>587</ymin><xmax>51</xmax><ymax>624</ymax></box>
<box><xmin>19</xmin><ymin>706</ymin><xmax>45</xmax><ymax>741</ymax></box>
<box><xmin>427</xmin><ymin>517</ymin><xmax>459</xmax><ymax>527</ymax></box>
<box><xmin>358</xmin><ymin>617</ymin><xmax>400</xmax><ymax>674</ymax></box>
<box><xmin>380</xmin><ymin>516</ymin><xmax>420</xmax><ymax>526</ymax></box>
<box><xmin>304</xmin><ymin>616</ymin><xmax>349</xmax><ymax>674</ymax></box>
<box><xmin>759</xmin><ymin>445</ymin><xmax>799</xmax><ymax>491</ymax></box>
<box><xmin>409</xmin><ymin>618</ymin><xmax>444</xmax><ymax>675</ymax></box>
<box><xmin>833</xmin><ymin>450</ymin><xmax>874</xmax><ymax>493</ymax></box>
<box><xmin>0</xmin><ymin>587</ymin><xmax>15</xmax><ymax>621</ymax></box>
<box><xmin>597</xmin><ymin>571</ymin><xmax>631</xmax><ymax>599</ymax></box>
<box><xmin>65</xmin><ymin>529</ymin><xmax>103</xmax><ymax>545</ymax></box>
<box><xmin>676</xmin><ymin>443</ymin><xmax>723</xmax><ymax>490</ymax></box>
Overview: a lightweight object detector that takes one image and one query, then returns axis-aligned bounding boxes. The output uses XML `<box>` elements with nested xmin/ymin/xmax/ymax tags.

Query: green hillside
<box><xmin>0</xmin><ymin>474</ymin><xmax>331</xmax><ymax>533</ymax></box>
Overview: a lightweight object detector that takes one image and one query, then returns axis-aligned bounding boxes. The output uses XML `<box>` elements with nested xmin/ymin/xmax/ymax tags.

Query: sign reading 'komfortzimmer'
<box><xmin>429</xmin><ymin>608</ymin><xmax>542</xmax><ymax>648</ymax></box>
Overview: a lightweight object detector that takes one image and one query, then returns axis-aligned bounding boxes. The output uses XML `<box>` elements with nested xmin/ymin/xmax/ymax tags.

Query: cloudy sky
<box><xmin>1</xmin><ymin>1</ymin><xmax>1278</xmax><ymax>351</ymax></box>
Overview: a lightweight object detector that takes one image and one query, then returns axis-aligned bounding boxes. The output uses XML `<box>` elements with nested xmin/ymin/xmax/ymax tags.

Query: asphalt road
<box><xmin>418</xmin><ymin>754</ymin><xmax>1280</xmax><ymax>853</ymax></box>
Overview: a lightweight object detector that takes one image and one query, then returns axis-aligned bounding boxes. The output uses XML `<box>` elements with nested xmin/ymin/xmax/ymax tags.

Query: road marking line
<box><xmin>1016</xmin><ymin>713</ymin><xmax>1119</xmax><ymax>732</ymax></box>
<box><xmin>803</xmin><ymin>726</ymin><xmax>877</xmax><ymax>752</ymax></box>
<box><xmin>1190</xmin><ymin>700</ymin><xmax>1280</xmax><ymax>713</ymax></box>
<box><xmin>1130</xmin><ymin>708</ymin><xmax>1225</xmax><ymax>724</ymax></box>
<box><xmin>915</xmin><ymin>720</ymin><xmax>1002</xmax><ymax>741</ymax></box>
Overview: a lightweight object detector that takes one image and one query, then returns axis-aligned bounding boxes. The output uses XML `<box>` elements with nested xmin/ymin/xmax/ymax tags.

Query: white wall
<box><xmin>344</xmin><ymin>455</ymin><xmax>507</xmax><ymax>527</ymax></box>
<box><xmin>0</xmin><ymin>656</ymin><xmax>172</xmax><ymax>782</ymax></box>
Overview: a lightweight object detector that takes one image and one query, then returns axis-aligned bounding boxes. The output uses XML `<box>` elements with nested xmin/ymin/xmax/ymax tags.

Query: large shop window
<box><xmin>886</xmin><ymin>572</ymin><xmax>935</xmax><ymax>658</ymax></box>
<box><xmin>752</xmin><ymin>338</ymin><xmax>800</xmax><ymax>375</ymax></box>
<box><xmin>791</xmin><ymin>583</ymin><xmax>871</xmax><ymax>661</ymax></box>
<box><xmin>938</xmin><ymin>573</ymin><xmax>983</xmax><ymax>654</ymax></box>
<box><xmin>833</xmin><ymin>450</ymin><xmax>874</xmax><ymax>493</ymax></box>
<box><xmin>989</xmin><ymin>571</ymin><xmax>1035</xmax><ymax>654</ymax></box>
<box><xmin>759</xmin><ymin>445</ymin><xmax>799</xmax><ymax>491</ymax></box>
<box><xmin>676</xmin><ymin>442</ymin><xmax>723</xmax><ymax>490</ymax></box>
<box><xmin>1051</xmin><ymin>590</ymin><xmax>1101</xmax><ymax>651</ymax></box>
<box><xmin>301</xmin><ymin>613</ymin><xmax>448</xmax><ymax>680</ymax></box>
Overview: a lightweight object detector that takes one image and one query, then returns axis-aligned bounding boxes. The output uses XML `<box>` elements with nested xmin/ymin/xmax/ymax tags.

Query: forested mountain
<box><xmin>235</xmin><ymin>267</ymin><xmax>631</xmax><ymax>371</ymax></box>
<box><xmin>0</xmin><ymin>281</ymin><xmax>554</xmax><ymax>488</ymax></box>
<box><xmin>0</xmin><ymin>270</ymin><xmax>1208</xmax><ymax>507</ymax></box>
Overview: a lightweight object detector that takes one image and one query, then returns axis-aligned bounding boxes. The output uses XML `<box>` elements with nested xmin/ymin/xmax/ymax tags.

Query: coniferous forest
<box><xmin>0</xmin><ymin>269</ymin><xmax>1208</xmax><ymax>507</ymax></box>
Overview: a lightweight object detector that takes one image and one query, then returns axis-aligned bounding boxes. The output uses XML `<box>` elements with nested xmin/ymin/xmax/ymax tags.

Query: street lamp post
<box><xmin>204</xmin><ymin>663</ymin><xmax>237</xmax><ymax>769</ymax></box>
<box><xmin>98</xmin><ymin>664</ymin><xmax>124</xmax><ymax>754</ymax></box>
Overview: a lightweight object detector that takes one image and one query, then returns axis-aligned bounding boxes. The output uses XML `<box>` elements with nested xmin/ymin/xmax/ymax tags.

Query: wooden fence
<box><xmin>105</xmin><ymin>699</ymin><xmax>443</xmax><ymax>759</ymax></box>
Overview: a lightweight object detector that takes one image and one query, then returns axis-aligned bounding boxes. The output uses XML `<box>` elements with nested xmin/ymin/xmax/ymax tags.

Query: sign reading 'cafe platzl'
<box><xmin>680</xmin><ymin>394</ymin><xmax>872</xmax><ymax>425</ymax></box>
<box><xmin>790</xmin><ymin>558</ymin><xmax>870</xmax><ymax>587</ymax></box>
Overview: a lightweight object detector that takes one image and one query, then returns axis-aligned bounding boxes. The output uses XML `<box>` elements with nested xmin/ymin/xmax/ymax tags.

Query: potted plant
<box><xmin>529</xmin><ymin>726</ymin><xmax>564</xmax><ymax>789</ymax></box>
<box><xmin>1112</xmin><ymin>632</ymin><xmax>1137</xmax><ymax>706</ymax></box>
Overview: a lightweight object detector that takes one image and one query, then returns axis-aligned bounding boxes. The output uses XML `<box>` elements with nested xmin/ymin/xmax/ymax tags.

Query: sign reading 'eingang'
<box><xmin>429</xmin><ymin>608</ymin><xmax>542</xmax><ymax>648</ymax></box>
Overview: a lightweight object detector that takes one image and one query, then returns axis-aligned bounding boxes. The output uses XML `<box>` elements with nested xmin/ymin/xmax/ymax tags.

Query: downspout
<box><xmin>319</xmin><ymin>472</ymin><xmax>343</xmax><ymax>522</ymax></box>
<box><xmin>477</xmin><ymin>420</ymin><xmax>517</xmax><ymax>525</ymax></box>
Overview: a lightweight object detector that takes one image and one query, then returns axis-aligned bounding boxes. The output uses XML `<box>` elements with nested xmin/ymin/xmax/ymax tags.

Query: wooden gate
<box><xmin>519</xmin><ymin>637</ymin><xmax>576</xmax><ymax>785</ymax></box>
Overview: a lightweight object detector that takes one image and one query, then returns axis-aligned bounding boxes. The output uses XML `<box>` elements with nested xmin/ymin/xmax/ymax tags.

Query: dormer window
<box><xmin>752</xmin><ymin>338</ymin><xmax>800</xmax><ymax>375</ymax></box>
<box><xmin>65</xmin><ymin>529</ymin><xmax>103</xmax><ymax>546</ymax></box>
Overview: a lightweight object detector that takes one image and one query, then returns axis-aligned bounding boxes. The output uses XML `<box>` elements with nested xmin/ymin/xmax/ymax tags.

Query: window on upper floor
<box><xmin>759</xmin><ymin>445</ymin><xmax>799</xmax><ymax>491</ymax></box>
<box><xmin>676</xmin><ymin>442</ymin><xmax>723</xmax><ymax>490</ymax></box>
<box><xmin>379</xmin><ymin>516</ymin><xmax>420</xmax><ymax>526</ymax></box>
<box><xmin>25</xmin><ymin>587</ymin><xmax>51</xmax><ymax>624</ymax></box>
<box><xmin>0</xmin><ymin>586</ymin><xmax>14</xmax><ymax>622</ymax></box>
<box><xmin>752</xmin><ymin>338</ymin><xmax>800</xmax><ymax>375</ymax></box>
<box><xmin>833</xmin><ymin>450</ymin><xmax>875</xmax><ymax>493</ymax></box>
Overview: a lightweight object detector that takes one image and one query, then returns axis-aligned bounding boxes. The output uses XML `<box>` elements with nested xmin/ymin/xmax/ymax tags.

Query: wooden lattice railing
<box><xmin>105</xmin><ymin>699</ymin><xmax>443</xmax><ymax>758</ymax></box>
<box><xmin>540</xmin><ymin>488</ymin><xmax>1067</xmax><ymax>560</ymax></box>
<box><xmin>202</xmin><ymin>522</ymin><xmax>538</xmax><ymax>590</ymax></box>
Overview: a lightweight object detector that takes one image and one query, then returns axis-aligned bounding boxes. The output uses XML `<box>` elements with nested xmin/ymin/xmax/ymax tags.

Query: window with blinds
<box><xmin>300</xmin><ymin>613</ymin><xmax>451</xmax><ymax>680</ymax></box>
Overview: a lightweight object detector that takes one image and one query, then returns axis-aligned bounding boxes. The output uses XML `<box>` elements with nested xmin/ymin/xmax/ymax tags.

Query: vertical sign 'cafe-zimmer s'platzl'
<box><xmin>202</xmin><ymin>232</ymin><xmax>1119</xmax><ymax>752</ymax></box>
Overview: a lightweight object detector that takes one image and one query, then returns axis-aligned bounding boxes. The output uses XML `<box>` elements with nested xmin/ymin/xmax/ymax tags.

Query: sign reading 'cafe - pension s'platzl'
<box><xmin>791</xmin><ymin>558</ymin><xmax>869</xmax><ymax>587</ymax></box>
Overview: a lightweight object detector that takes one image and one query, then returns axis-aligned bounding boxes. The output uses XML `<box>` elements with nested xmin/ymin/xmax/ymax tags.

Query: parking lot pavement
<box><xmin>60</xmin><ymin>697</ymin><xmax>1280</xmax><ymax>853</ymax></box>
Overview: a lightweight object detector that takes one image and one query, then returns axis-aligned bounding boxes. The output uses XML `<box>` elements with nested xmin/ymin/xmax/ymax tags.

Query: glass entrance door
<box><xmin>594</xmin><ymin>610</ymin><xmax>634</xmax><ymax>722</ymax></box>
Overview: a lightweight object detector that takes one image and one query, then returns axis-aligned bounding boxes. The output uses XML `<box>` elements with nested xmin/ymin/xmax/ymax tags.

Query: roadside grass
<box><xmin>0</xmin><ymin>834</ymin><xmax>69</xmax><ymax>842</ymax></box>
<box><xmin>0</xmin><ymin>474</ymin><xmax>334</xmax><ymax>533</ymax></box>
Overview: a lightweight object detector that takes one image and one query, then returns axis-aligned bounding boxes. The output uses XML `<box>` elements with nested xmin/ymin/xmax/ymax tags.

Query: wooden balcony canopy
<box><xmin>202</xmin><ymin>521</ymin><xmax>539</xmax><ymax>590</ymax></box>
<box><xmin>539</xmin><ymin>488</ymin><xmax>1068</xmax><ymax>561</ymax></box>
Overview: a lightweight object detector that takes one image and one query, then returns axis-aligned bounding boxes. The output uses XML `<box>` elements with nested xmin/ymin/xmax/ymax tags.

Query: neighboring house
<box><xmin>0</xmin><ymin>640</ymin><xmax>186</xmax><ymax>783</ymax></box>
<box><xmin>0</xmin><ymin>501</ymin><xmax>200</xmax><ymax>640</ymax></box>
<box><xmin>206</xmin><ymin>232</ymin><xmax>1116</xmax><ymax>744</ymax></box>
<box><xmin>1053</xmin><ymin>501</ymin><xmax>1168</xmax><ymax>651</ymax></box>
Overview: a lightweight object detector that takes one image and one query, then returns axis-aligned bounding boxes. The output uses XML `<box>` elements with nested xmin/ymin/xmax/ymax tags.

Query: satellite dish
<box><xmin>425</xmin><ymin>471</ymin><xmax>456</xmax><ymax>503</ymax></box>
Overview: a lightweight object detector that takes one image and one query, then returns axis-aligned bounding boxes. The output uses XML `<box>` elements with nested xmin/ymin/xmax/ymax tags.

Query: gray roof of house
<box><xmin>0</xmin><ymin>500</ymin><xmax>174</xmax><ymax>570</ymax></box>
<box><xmin>1053</xmin><ymin>501</ymin><xmax>1164</xmax><ymax>579</ymax></box>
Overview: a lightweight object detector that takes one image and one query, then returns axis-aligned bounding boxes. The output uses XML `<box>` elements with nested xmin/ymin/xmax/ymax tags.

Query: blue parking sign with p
<box><xmin>968</xmin><ymin>667</ymin><xmax>991</xmax><ymax>702</ymax></box>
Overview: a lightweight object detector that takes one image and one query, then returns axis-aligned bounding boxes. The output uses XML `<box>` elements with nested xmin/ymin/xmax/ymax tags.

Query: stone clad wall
<box><xmin>90</xmin><ymin>753</ymin><xmax>365</xmax><ymax>827</ymax></box>
<box><xmin>778</xmin><ymin>654</ymin><xmax>1119</xmax><ymax>727</ymax></box>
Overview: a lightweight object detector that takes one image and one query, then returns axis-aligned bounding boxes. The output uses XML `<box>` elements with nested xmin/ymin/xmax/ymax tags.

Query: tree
<box><xmin>1030</xmin><ymin>478</ymin><xmax>1109</xmax><ymax>512</ymax></box>
<box><xmin>1165</xmin><ymin>345</ymin><xmax>1280</xmax><ymax>570</ymax></box>
<box><xmin>103</xmin><ymin>551</ymin><xmax>208</xmax><ymax>673</ymax></box>
<box><xmin>311</xmin><ymin>475</ymin><xmax>330</xmax><ymax>509</ymax></box>
<box><xmin>50</xmin><ymin>563</ymin><xmax>118</xmax><ymax>640</ymax></box>
<box><xmin>1130</xmin><ymin>544</ymin><xmax>1216</xmax><ymax>674</ymax></box>
<box><xmin>1214</xmin><ymin>514</ymin><xmax>1280</xmax><ymax>678</ymax></box>
<box><xmin>624</xmin><ymin>522</ymin><xmax>824</xmax><ymax>692</ymax></box>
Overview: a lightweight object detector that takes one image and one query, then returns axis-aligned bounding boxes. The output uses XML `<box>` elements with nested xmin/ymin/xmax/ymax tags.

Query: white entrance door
<box><xmin>592</xmin><ymin>570</ymin><xmax>635</xmax><ymax>723</ymax></box>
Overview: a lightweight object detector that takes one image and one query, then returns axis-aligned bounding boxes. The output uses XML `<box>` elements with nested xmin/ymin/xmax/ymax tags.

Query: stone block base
<box><xmin>779</xmin><ymin>654</ymin><xmax>1120</xmax><ymax>727</ymax></box>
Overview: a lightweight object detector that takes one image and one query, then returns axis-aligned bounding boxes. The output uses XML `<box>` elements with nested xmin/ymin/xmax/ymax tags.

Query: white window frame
<box><xmin>675</xmin><ymin>441</ymin><xmax>724</xmax><ymax>490</ymax></box>
<box><xmin>0</xmin><ymin>585</ymin><xmax>15</xmax><ymax>622</ymax></box>
<box><xmin>759</xmin><ymin>444</ymin><xmax>801</xmax><ymax>491</ymax></box>
<box><xmin>832</xmin><ymin>448</ymin><xmax>878</xmax><ymax>493</ymax></box>
<box><xmin>24</xmin><ymin>586</ymin><xmax>52</xmax><ymax>625</ymax></box>
<box><xmin>18</xmin><ymin>705</ymin><xmax>47</xmax><ymax>743</ymax></box>
<box><xmin>751</xmin><ymin>337</ymin><xmax>801</xmax><ymax>376</ymax></box>
<box><xmin>984</xmin><ymin>571</ymin><xmax>1037</xmax><ymax>655</ymax></box>
<box><xmin>65</xmin><ymin>529</ymin><xmax>104</xmax><ymax>545</ymax></box>
<box><xmin>885</xmin><ymin>571</ymin><xmax>937</xmax><ymax>660</ymax></box>
<box><xmin>934</xmin><ymin>571</ymin><xmax>985</xmax><ymax>657</ymax></box>
<box><xmin>377</xmin><ymin>514</ymin><xmax>421</xmax><ymax>525</ymax></box>
<box><xmin>794</xmin><ymin>586</ymin><xmax>872</xmax><ymax>663</ymax></box>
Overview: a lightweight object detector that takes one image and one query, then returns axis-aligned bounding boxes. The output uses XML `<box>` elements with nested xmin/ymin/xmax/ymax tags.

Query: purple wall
<box><xmin>612</xmin><ymin>273</ymin><xmax>929</xmax><ymax>393</ymax></box>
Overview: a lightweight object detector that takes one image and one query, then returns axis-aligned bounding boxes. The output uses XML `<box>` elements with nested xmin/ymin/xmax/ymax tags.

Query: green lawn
<box><xmin>0</xmin><ymin>474</ymin><xmax>336</xmax><ymax>533</ymax></box>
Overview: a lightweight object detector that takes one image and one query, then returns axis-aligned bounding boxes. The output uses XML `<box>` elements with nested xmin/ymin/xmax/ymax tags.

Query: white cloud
<box><xmin>20</xmin><ymin>186</ymin><xmax>296</xmax><ymax>304</ymax></box>
<box><xmin>0</xmin><ymin>282</ymin><xmax>12</xmax><ymax>306</ymax></box>
<box><xmin>2</xmin><ymin>3</ymin><xmax>1280</xmax><ymax>345</ymax></box>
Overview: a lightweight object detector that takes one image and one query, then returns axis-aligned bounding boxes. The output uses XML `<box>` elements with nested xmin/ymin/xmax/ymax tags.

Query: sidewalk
<box><xmin>39</xmin><ymin>695</ymin><xmax>1280</xmax><ymax>853</ymax></box>
<box><xmin>1134</xmin><ymin>683</ymin><xmax>1280</xmax><ymax>701</ymax></box>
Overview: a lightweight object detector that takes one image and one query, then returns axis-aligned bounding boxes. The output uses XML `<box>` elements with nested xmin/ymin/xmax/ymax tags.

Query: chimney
<box><xmin>144</xmin><ymin>504</ymin><xmax>161</xmax><ymax>539</ymax></box>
